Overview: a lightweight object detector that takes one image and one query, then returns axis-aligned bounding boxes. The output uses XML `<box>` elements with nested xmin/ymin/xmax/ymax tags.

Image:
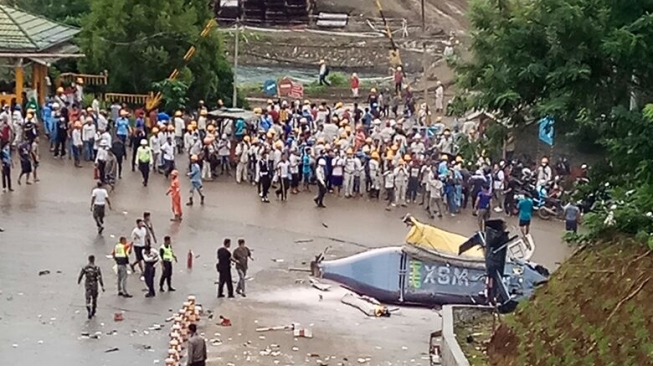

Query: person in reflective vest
<box><xmin>112</xmin><ymin>236</ymin><xmax>133</xmax><ymax>298</ymax></box>
<box><xmin>136</xmin><ymin>139</ymin><xmax>153</xmax><ymax>187</ymax></box>
<box><xmin>159</xmin><ymin>236</ymin><xmax>177</xmax><ymax>292</ymax></box>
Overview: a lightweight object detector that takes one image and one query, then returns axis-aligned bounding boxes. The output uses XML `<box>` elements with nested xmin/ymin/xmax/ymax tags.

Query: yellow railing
<box><xmin>57</xmin><ymin>72</ymin><xmax>108</xmax><ymax>87</ymax></box>
<box><xmin>104</xmin><ymin>92</ymin><xmax>152</xmax><ymax>105</ymax></box>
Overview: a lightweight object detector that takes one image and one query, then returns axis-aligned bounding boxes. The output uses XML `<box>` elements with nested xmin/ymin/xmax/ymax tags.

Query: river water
<box><xmin>234</xmin><ymin>65</ymin><xmax>387</xmax><ymax>86</ymax></box>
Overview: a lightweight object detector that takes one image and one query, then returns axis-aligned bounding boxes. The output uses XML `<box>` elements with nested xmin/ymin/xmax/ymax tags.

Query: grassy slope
<box><xmin>488</xmin><ymin>240</ymin><xmax>653</xmax><ymax>366</ymax></box>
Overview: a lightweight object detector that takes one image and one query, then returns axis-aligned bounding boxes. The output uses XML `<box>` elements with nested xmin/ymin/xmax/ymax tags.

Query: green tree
<box><xmin>78</xmin><ymin>0</ymin><xmax>235</xmax><ymax>110</ymax></box>
<box><xmin>10</xmin><ymin>0</ymin><xmax>88</xmax><ymax>25</ymax></box>
<box><xmin>456</xmin><ymin>0</ymin><xmax>653</xmax><ymax>242</ymax></box>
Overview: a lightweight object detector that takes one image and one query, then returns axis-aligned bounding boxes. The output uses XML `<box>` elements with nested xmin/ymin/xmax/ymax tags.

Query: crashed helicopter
<box><xmin>310</xmin><ymin>215</ymin><xmax>550</xmax><ymax>313</ymax></box>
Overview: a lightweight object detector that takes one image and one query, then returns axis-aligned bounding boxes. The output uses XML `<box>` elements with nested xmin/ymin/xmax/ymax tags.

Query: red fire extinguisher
<box><xmin>187</xmin><ymin>250</ymin><xmax>193</xmax><ymax>269</ymax></box>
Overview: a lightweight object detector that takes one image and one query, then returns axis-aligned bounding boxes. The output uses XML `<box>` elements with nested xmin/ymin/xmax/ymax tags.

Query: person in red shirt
<box><xmin>350</xmin><ymin>73</ymin><xmax>360</xmax><ymax>98</ymax></box>
<box><xmin>394</xmin><ymin>66</ymin><xmax>404</xmax><ymax>95</ymax></box>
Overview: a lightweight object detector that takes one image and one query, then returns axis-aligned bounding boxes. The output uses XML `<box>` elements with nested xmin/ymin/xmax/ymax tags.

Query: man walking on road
<box><xmin>91</xmin><ymin>182</ymin><xmax>111</xmax><ymax>234</ymax></box>
<box><xmin>130</xmin><ymin>219</ymin><xmax>148</xmax><ymax>277</ymax></box>
<box><xmin>136</xmin><ymin>139</ymin><xmax>153</xmax><ymax>186</ymax></box>
<box><xmin>77</xmin><ymin>255</ymin><xmax>105</xmax><ymax>319</ymax></box>
<box><xmin>159</xmin><ymin>236</ymin><xmax>177</xmax><ymax>292</ymax></box>
<box><xmin>233</xmin><ymin>238</ymin><xmax>254</xmax><ymax>297</ymax></box>
<box><xmin>143</xmin><ymin>245</ymin><xmax>159</xmax><ymax>297</ymax></box>
<box><xmin>112</xmin><ymin>236</ymin><xmax>133</xmax><ymax>298</ymax></box>
<box><xmin>186</xmin><ymin>323</ymin><xmax>207</xmax><ymax>366</ymax></box>
<box><xmin>216</xmin><ymin>238</ymin><xmax>234</xmax><ymax>298</ymax></box>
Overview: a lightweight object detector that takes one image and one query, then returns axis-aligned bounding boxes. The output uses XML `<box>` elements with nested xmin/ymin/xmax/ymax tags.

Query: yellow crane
<box><xmin>145</xmin><ymin>19</ymin><xmax>218</xmax><ymax>111</ymax></box>
<box><xmin>374</xmin><ymin>0</ymin><xmax>402</xmax><ymax>68</ymax></box>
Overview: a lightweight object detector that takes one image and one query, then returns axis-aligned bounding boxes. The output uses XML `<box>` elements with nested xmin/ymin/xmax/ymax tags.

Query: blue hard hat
<box><xmin>14</xmin><ymin>105</ymin><xmax>21</xmax><ymax>110</ymax></box>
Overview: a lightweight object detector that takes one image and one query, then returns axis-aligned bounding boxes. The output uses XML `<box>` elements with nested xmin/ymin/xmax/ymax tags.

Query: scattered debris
<box><xmin>294</xmin><ymin>239</ymin><xmax>314</xmax><ymax>244</ymax></box>
<box><xmin>292</xmin><ymin>346</ymin><xmax>299</xmax><ymax>351</ymax></box>
<box><xmin>12</xmin><ymin>344</ymin><xmax>18</xmax><ymax>348</ymax></box>
<box><xmin>259</xmin><ymin>336</ymin><xmax>266</xmax><ymax>340</ymax></box>
<box><xmin>210</xmin><ymin>339</ymin><xmax>222</xmax><ymax>346</ymax></box>
<box><xmin>256</xmin><ymin>324</ymin><xmax>296</xmax><ymax>332</ymax></box>
<box><xmin>309</xmin><ymin>278</ymin><xmax>331</xmax><ymax>291</ymax></box>
<box><xmin>37</xmin><ymin>340</ymin><xmax>44</xmax><ymax>344</ymax></box>
<box><xmin>322</xmin><ymin>222</ymin><xmax>329</xmax><ymax>228</ymax></box>
<box><xmin>106</xmin><ymin>330</ymin><xmax>118</xmax><ymax>336</ymax></box>
<box><xmin>148</xmin><ymin>324</ymin><xmax>163</xmax><ymax>331</ymax></box>
<box><xmin>341</xmin><ymin>293</ymin><xmax>391</xmax><ymax>317</ymax></box>
<box><xmin>114</xmin><ymin>312</ymin><xmax>124</xmax><ymax>322</ymax></box>
<box><xmin>38</xmin><ymin>270</ymin><xmax>51</xmax><ymax>276</ymax></box>
<box><xmin>294</xmin><ymin>279</ymin><xmax>306</xmax><ymax>284</ymax></box>
<box><xmin>293</xmin><ymin>328</ymin><xmax>313</xmax><ymax>338</ymax></box>
<box><xmin>142</xmin><ymin>345</ymin><xmax>152</xmax><ymax>350</ymax></box>
<box><xmin>289</xmin><ymin>267</ymin><xmax>311</xmax><ymax>273</ymax></box>
<box><xmin>218</xmin><ymin>316</ymin><xmax>231</xmax><ymax>326</ymax></box>
<box><xmin>105</xmin><ymin>347</ymin><xmax>119</xmax><ymax>353</ymax></box>
<box><xmin>272</xmin><ymin>258</ymin><xmax>285</xmax><ymax>263</ymax></box>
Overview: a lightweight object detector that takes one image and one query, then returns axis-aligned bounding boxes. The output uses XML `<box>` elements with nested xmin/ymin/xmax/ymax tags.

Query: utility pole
<box><xmin>421</xmin><ymin>0</ymin><xmax>429</xmax><ymax>123</ymax></box>
<box><xmin>232</xmin><ymin>18</ymin><xmax>240</xmax><ymax>108</ymax></box>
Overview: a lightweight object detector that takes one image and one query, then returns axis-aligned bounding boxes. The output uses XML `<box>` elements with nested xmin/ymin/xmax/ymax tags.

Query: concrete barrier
<box><xmin>441</xmin><ymin>305</ymin><xmax>493</xmax><ymax>366</ymax></box>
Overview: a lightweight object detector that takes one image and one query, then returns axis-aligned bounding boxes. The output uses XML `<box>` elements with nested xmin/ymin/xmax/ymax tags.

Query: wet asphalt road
<box><xmin>0</xmin><ymin>148</ymin><xmax>571</xmax><ymax>365</ymax></box>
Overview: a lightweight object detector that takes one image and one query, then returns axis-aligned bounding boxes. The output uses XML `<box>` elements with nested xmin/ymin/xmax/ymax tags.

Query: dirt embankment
<box><xmin>487</xmin><ymin>240</ymin><xmax>653</xmax><ymax>365</ymax></box>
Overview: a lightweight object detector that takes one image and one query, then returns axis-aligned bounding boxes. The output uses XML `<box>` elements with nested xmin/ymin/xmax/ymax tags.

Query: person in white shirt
<box><xmin>90</xmin><ymin>182</ymin><xmax>111</xmax><ymax>234</ymax></box>
<box><xmin>314</xmin><ymin>159</ymin><xmax>327</xmax><ymax>207</ymax></box>
<box><xmin>161</xmin><ymin>137</ymin><xmax>175</xmax><ymax>178</ymax></box>
<box><xmin>289</xmin><ymin>149</ymin><xmax>300</xmax><ymax>194</ymax></box>
<box><xmin>71</xmin><ymin>122</ymin><xmax>83</xmax><ymax>167</ymax></box>
<box><xmin>394</xmin><ymin>158</ymin><xmax>409</xmax><ymax>206</ymax></box>
<box><xmin>428</xmin><ymin>169</ymin><xmax>444</xmax><ymax>218</ymax></box>
<box><xmin>97</xmin><ymin>110</ymin><xmax>109</xmax><ymax>132</ymax></box>
<box><xmin>150</xmin><ymin>128</ymin><xmax>162</xmax><ymax>172</ymax></box>
<box><xmin>129</xmin><ymin>219</ymin><xmax>149</xmax><ymax>276</ymax></box>
<box><xmin>343</xmin><ymin>150</ymin><xmax>357</xmax><ymax>198</ymax></box>
<box><xmin>217</xmin><ymin>134</ymin><xmax>231</xmax><ymax>176</ymax></box>
<box><xmin>275</xmin><ymin>154</ymin><xmax>291</xmax><ymax>201</ymax></box>
<box><xmin>368</xmin><ymin>152</ymin><xmax>381</xmax><ymax>199</ymax></box>
<box><xmin>235</xmin><ymin>137</ymin><xmax>250</xmax><ymax>184</ymax></box>
<box><xmin>82</xmin><ymin>117</ymin><xmax>96</xmax><ymax>161</ymax></box>
<box><xmin>331</xmin><ymin>153</ymin><xmax>345</xmax><ymax>196</ymax></box>
<box><xmin>383</xmin><ymin>163</ymin><xmax>396</xmax><ymax>210</ymax></box>
<box><xmin>95</xmin><ymin>141</ymin><xmax>109</xmax><ymax>183</ymax></box>
<box><xmin>91</xmin><ymin>96</ymin><xmax>100</xmax><ymax>115</ymax></box>
<box><xmin>435</xmin><ymin>81</ymin><xmax>445</xmax><ymax>113</ymax></box>
<box><xmin>174</xmin><ymin>114</ymin><xmax>185</xmax><ymax>153</ymax></box>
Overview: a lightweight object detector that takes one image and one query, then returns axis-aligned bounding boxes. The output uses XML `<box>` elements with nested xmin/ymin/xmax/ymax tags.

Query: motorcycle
<box><xmin>537</xmin><ymin>197</ymin><xmax>565</xmax><ymax>220</ymax></box>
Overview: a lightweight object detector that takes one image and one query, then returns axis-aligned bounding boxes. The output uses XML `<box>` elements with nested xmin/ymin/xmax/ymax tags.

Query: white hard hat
<box><xmin>140</xmin><ymin>139</ymin><xmax>147</xmax><ymax>146</ymax></box>
<box><xmin>319</xmin><ymin>159</ymin><xmax>327</xmax><ymax>166</ymax></box>
<box><xmin>414</xmin><ymin>134</ymin><xmax>421</xmax><ymax>139</ymax></box>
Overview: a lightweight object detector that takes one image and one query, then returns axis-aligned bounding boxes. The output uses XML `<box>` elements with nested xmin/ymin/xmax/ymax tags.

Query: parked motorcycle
<box><xmin>537</xmin><ymin>197</ymin><xmax>566</xmax><ymax>220</ymax></box>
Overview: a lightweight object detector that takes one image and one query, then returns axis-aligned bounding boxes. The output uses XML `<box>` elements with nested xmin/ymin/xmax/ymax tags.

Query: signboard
<box><xmin>263</xmin><ymin>79</ymin><xmax>277</xmax><ymax>96</ymax></box>
<box><xmin>405</xmin><ymin>259</ymin><xmax>486</xmax><ymax>297</ymax></box>
<box><xmin>278</xmin><ymin>77</ymin><xmax>303</xmax><ymax>98</ymax></box>
<box><xmin>538</xmin><ymin>117</ymin><xmax>554</xmax><ymax>146</ymax></box>
<box><xmin>289</xmin><ymin>82</ymin><xmax>304</xmax><ymax>99</ymax></box>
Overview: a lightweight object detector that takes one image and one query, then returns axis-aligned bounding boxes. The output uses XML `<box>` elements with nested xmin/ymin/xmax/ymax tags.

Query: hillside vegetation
<box><xmin>488</xmin><ymin>240</ymin><xmax>653</xmax><ymax>365</ymax></box>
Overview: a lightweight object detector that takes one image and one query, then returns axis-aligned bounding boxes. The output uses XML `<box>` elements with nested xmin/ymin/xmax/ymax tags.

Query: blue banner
<box><xmin>263</xmin><ymin>80</ymin><xmax>277</xmax><ymax>96</ymax></box>
<box><xmin>538</xmin><ymin>117</ymin><xmax>554</xmax><ymax>146</ymax></box>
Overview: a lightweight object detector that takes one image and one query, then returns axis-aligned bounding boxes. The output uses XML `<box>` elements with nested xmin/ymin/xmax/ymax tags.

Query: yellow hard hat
<box><xmin>56</xmin><ymin>87</ymin><xmax>64</xmax><ymax>93</ymax></box>
<box><xmin>267</xmin><ymin>99</ymin><xmax>273</xmax><ymax>105</ymax></box>
<box><xmin>371</xmin><ymin>151</ymin><xmax>380</xmax><ymax>160</ymax></box>
<box><xmin>391</xmin><ymin>144</ymin><xmax>399</xmax><ymax>151</ymax></box>
<box><xmin>303</xmin><ymin>99</ymin><xmax>310</xmax><ymax>105</ymax></box>
<box><xmin>76</xmin><ymin>77</ymin><xmax>83</xmax><ymax>84</ymax></box>
<box><xmin>362</xmin><ymin>145</ymin><xmax>370</xmax><ymax>154</ymax></box>
<box><xmin>167</xmin><ymin>124</ymin><xmax>174</xmax><ymax>131</ymax></box>
<box><xmin>191</xmin><ymin>154</ymin><xmax>199</xmax><ymax>161</ymax></box>
<box><xmin>317</xmin><ymin>138</ymin><xmax>325</xmax><ymax>144</ymax></box>
<box><xmin>335</xmin><ymin>102</ymin><xmax>343</xmax><ymax>109</ymax></box>
<box><xmin>441</xmin><ymin>154</ymin><xmax>449</xmax><ymax>161</ymax></box>
<box><xmin>340</xmin><ymin>132</ymin><xmax>347</xmax><ymax>138</ymax></box>
<box><xmin>336</xmin><ymin>140</ymin><xmax>343</xmax><ymax>146</ymax></box>
<box><xmin>324</xmin><ymin>143</ymin><xmax>331</xmax><ymax>150</ymax></box>
<box><xmin>253</xmin><ymin>107</ymin><xmax>262</xmax><ymax>115</ymax></box>
<box><xmin>244</xmin><ymin>135</ymin><xmax>251</xmax><ymax>142</ymax></box>
<box><xmin>174</xmin><ymin>110</ymin><xmax>182</xmax><ymax>117</ymax></box>
<box><xmin>399</xmin><ymin>159</ymin><xmax>406</xmax><ymax>165</ymax></box>
<box><xmin>187</xmin><ymin>125</ymin><xmax>195</xmax><ymax>131</ymax></box>
<box><xmin>344</xmin><ymin>126</ymin><xmax>352</xmax><ymax>133</ymax></box>
<box><xmin>266</xmin><ymin>131</ymin><xmax>274</xmax><ymax>138</ymax></box>
<box><xmin>436</xmin><ymin>116</ymin><xmax>443</xmax><ymax>122</ymax></box>
<box><xmin>274</xmin><ymin>140</ymin><xmax>283</xmax><ymax>149</ymax></box>
<box><xmin>152</xmin><ymin>127</ymin><xmax>159</xmax><ymax>133</ymax></box>
<box><xmin>200</xmin><ymin>109</ymin><xmax>208</xmax><ymax>116</ymax></box>
<box><xmin>455</xmin><ymin>156</ymin><xmax>464</xmax><ymax>163</ymax></box>
<box><xmin>404</xmin><ymin>154</ymin><xmax>412</xmax><ymax>161</ymax></box>
<box><xmin>365</xmin><ymin>137</ymin><xmax>373</xmax><ymax>144</ymax></box>
<box><xmin>346</xmin><ymin>148</ymin><xmax>353</xmax><ymax>155</ymax></box>
<box><xmin>74</xmin><ymin>121</ymin><xmax>82</xmax><ymax>128</ymax></box>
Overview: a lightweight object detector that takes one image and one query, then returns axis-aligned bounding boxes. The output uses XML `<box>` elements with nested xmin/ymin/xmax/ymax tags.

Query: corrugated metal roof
<box><xmin>0</xmin><ymin>5</ymin><xmax>80</xmax><ymax>52</ymax></box>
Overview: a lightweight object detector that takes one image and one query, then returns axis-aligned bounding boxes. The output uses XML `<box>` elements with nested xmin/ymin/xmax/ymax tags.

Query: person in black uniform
<box><xmin>216</xmin><ymin>238</ymin><xmax>234</xmax><ymax>298</ymax></box>
<box><xmin>143</xmin><ymin>245</ymin><xmax>158</xmax><ymax>298</ymax></box>
<box><xmin>258</xmin><ymin>153</ymin><xmax>271</xmax><ymax>203</ymax></box>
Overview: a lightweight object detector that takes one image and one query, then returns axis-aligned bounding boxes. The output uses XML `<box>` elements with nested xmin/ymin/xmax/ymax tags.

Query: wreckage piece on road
<box><xmin>310</xmin><ymin>216</ymin><xmax>549</xmax><ymax>312</ymax></box>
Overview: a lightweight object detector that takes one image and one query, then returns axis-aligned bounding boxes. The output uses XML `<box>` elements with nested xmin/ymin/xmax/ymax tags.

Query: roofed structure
<box><xmin>0</xmin><ymin>4</ymin><xmax>80</xmax><ymax>52</ymax></box>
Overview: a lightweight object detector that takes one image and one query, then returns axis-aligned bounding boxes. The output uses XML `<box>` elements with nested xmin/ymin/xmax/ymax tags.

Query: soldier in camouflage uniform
<box><xmin>77</xmin><ymin>255</ymin><xmax>105</xmax><ymax>319</ymax></box>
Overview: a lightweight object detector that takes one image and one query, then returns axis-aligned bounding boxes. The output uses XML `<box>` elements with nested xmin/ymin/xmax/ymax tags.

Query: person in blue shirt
<box><xmin>1</xmin><ymin>142</ymin><xmax>13</xmax><ymax>192</ymax></box>
<box><xmin>518</xmin><ymin>194</ymin><xmax>534</xmax><ymax>235</ymax></box>
<box><xmin>301</xmin><ymin>147</ymin><xmax>312</xmax><ymax>192</ymax></box>
<box><xmin>258</xmin><ymin>112</ymin><xmax>272</xmax><ymax>133</ymax></box>
<box><xmin>186</xmin><ymin>155</ymin><xmax>204</xmax><ymax>206</ymax></box>
<box><xmin>474</xmin><ymin>185</ymin><xmax>492</xmax><ymax>232</ymax></box>
<box><xmin>115</xmin><ymin>112</ymin><xmax>131</xmax><ymax>144</ymax></box>
<box><xmin>234</xmin><ymin>118</ymin><xmax>246</xmax><ymax>141</ymax></box>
